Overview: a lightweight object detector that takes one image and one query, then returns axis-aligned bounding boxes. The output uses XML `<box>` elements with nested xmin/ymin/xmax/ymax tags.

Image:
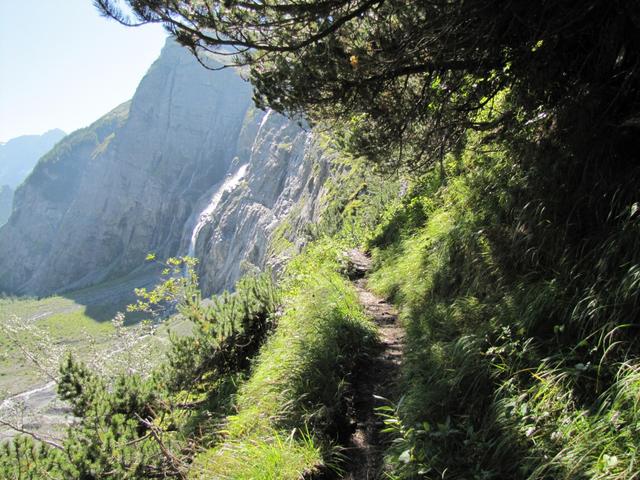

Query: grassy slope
<box><xmin>189</xmin><ymin>242</ymin><xmax>378</xmax><ymax>479</ymax></box>
<box><xmin>188</xmin><ymin>151</ymin><xmax>399</xmax><ymax>478</ymax></box>
<box><xmin>366</xmin><ymin>127</ymin><xmax>640</xmax><ymax>479</ymax></box>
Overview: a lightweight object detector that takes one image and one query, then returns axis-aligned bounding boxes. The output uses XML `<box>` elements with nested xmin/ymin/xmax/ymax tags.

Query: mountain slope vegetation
<box><xmin>0</xmin><ymin>129</ymin><xmax>65</xmax><ymax>189</ymax></box>
<box><xmin>2</xmin><ymin>1</ymin><xmax>640</xmax><ymax>479</ymax></box>
<box><xmin>0</xmin><ymin>129</ymin><xmax>65</xmax><ymax>227</ymax></box>
<box><xmin>367</xmin><ymin>119</ymin><xmax>640</xmax><ymax>478</ymax></box>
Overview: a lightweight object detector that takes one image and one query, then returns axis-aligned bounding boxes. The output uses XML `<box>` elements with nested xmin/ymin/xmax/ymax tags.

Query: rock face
<box><xmin>0</xmin><ymin>185</ymin><xmax>13</xmax><ymax>227</ymax></box>
<box><xmin>0</xmin><ymin>129</ymin><xmax>66</xmax><ymax>229</ymax></box>
<box><xmin>187</xmin><ymin>109</ymin><xmax>333</xmax><ymax>295</ymax></box>
<box><xmin>0</xmin><ymin>39</ymin><xmax>332</xmax><ymax>296</ymax></box>
<box><xmin>0</xmin><ymin>40</ymin><xmax>252</xmax><ymax>295</ymax></box>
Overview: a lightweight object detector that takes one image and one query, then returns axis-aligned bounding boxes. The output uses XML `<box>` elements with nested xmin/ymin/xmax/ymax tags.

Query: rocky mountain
<box><xmin>189</xmin><ymin>109</ymin><xmax>333</xmax><ymax>296</ymax></box>
<box><xmin>0</xmin><ymin>129</ymin><xmax>66</xmax><ymax>189</ymax></box>
<box><xmin>0</xmin><ymin>185</ymin><xmax>13</xmax><ymax>226</ymax></box>
<box><xmin>0</xmin><ymin>39</ymin><xmax>332</xmax><ymax>296</ymax></box>
<box><xmin>0</xmin><ymin>129</ymin><xmax>66</xmax><ymax>228</ymax></box>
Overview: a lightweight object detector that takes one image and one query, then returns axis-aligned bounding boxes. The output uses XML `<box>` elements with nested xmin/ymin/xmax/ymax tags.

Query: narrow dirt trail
<box><xmin>342</xmin><ymin>250</ymin><xmax>405</xmax><ymax>479</ymax></box>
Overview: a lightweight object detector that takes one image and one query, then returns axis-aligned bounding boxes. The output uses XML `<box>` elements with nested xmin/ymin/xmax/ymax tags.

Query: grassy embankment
<box><xmin>231</xmin><ymin>97</ymin><xmax>640</xmax><ymax>479</ymax></box>
<box><xmin>189</xmin><ymin>242</ymin><xmax>378</xmax><ymax>478</ymax></box>
<box><xmin>186</xmin><ymin>154</ymin><xmax>399</xmax><ymax>478</ymax></box>
<box><xmin>365</xmin><ymin>123</ymin><xmax>640</xmax><ymax>478</ymax></box>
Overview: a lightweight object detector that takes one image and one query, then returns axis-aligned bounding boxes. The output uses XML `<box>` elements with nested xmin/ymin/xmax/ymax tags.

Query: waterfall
<box><xmin>186</xmin><ymin>163</ymin><xmax>249</xmax><ymax>259</ymax></box>
<box><xmin>184</xmin><ymin>109</ymin><xmax>273</xmax><ymax>266</ymax></box>
<box><xmin>257</xmin><ymin>108</ymin><xmax>272</xmax><ymax>133</ymax></box>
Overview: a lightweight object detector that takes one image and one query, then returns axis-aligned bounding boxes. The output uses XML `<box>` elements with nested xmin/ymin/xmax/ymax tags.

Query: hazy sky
<box><xmin>0</xmin><ymin>0</ymin><xmax>168</xmax><ymax>142</ymax></box>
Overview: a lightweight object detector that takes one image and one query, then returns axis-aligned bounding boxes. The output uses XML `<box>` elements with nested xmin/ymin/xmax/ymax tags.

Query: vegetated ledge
<box><xmin>188</xmin><ymin>241</ymin><xmax>378</xmax><ymax>479</ymax></box>
<box><xmin>364</xmin><ymin>120</ymin><xmax>640</xmax><ymax>478</ymax></box>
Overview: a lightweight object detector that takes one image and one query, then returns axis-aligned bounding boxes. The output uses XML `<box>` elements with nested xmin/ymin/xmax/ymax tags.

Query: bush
<box><xmin>0</xmin><ymin>267</ymin><xmax>281</xmax><ymax>478</ymax></box>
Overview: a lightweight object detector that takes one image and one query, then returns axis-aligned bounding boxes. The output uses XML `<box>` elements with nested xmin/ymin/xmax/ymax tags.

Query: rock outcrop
<box><xmin>189</xmin><ymin>109</ymin><xmax>333</xmax><ymax>295</ymax></box>
<box><xmin>0</xmin><ymin>39</ymin><xmax>333</xmax><ymax>296</ymax></box>
<box><xmin>0</xmin><ymin>185</ymin><xmax>13</xmax><ymax>227</ymax></box>
<box><xmin>0</xmin><ymin>40</ymin><xmax>252</xmax><ymax>294</ymax></box>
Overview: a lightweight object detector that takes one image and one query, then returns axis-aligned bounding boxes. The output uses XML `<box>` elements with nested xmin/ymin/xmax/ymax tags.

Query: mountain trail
<box><xmin>341</xmin><ymin>249</ymin><xmax>404</xmax><ymax>479</ymax></box>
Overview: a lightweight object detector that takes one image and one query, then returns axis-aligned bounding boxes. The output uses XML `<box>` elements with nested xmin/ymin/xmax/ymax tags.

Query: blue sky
<box><xmin>0</xmin><ymin>0</ymin><xmax>167</xmax><ymax>142</ymax></box>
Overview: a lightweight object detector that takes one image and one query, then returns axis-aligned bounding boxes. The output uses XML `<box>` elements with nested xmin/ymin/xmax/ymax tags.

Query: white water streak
<box><xmin>187</xmin><ymin>163</ymin><xmax>249</xmax><ymax>258</ymax></box>
<box><xmin>0</xmin><ymin>380</ymin><xmax>56</xmax><ymax>411</ymax></box>
<box><xmin>186</xmin><ymin>109</ymin><xmax>272</xmax><ymax>259</ymax></box>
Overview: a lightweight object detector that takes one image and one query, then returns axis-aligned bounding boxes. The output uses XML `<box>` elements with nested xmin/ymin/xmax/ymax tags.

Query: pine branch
<box><xmin>0</xmin><ymin>418</ymin><xmax>64</xmax><ymax>451</ymax></box>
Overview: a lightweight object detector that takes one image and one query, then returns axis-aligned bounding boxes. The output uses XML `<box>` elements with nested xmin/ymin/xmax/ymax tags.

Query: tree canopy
<box><xmin>95</xmin><ymin>0</ymin><xmax>640</xmax><ymax>172</ymax></box>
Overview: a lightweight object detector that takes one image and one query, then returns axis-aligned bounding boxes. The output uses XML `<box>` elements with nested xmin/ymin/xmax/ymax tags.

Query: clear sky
<box><xmin>0</xmin><ymin>0</ymin><xmax>168</xmax><ymax>142</ymax></box>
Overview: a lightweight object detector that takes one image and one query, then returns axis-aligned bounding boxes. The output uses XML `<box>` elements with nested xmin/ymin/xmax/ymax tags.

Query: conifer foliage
<box><xmin>0</xmin><ymin>267</ymin><xmax>280</xmax><ymax>479</ymax></box>
<box><xmin>94</xmin><ymin>0</ymin><xmax>640</xmax><ymax>172</ymax></box>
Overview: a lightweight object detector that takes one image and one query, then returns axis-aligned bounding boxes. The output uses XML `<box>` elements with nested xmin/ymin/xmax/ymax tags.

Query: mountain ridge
<box><xmin>0</xmin><ymin>129</ymin><xmax>66</xmax><ymax>188</ymax></box>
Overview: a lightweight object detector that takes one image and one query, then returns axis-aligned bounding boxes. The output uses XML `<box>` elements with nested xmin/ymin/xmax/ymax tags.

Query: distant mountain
<box><xmin>0</xmin><ymin>185</ymin><xmax>13</xmax><ymax>226</ymax></box>
<box><xmin>0</xmin><ymin>129</ymin><xmax>66</xmax><ymax>189</ymax></box>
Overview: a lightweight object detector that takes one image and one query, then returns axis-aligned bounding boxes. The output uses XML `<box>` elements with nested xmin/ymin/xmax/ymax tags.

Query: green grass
<box><xmin>39</xmin><ymin>309</ymin><xmax>115</xmax><ymax>339</ymax></box>
<box><xmin>190</xmin><ymin>432</ymin><xmax>321</xmax><ymax>480</ymax></box>
<box><xmin>0</xmin><ymin>285</ymin><xmax>190</xmax><ymax>399</ymax></box>
<box><xmin>186</xmin><ymin>151</ymin><xmax>399</xmax><ymax>479</ymax></box>
<box><xmin>365</xmin><ymin>129</ymin><xmax>640</xmax><ymax>479</ymax></box>
<box><xmin>189</xmin><ymin>241</ymin><xmax>377</xmax><ymax>479</ymax></box>
<box><xmin>0</xmin><ymin>295</ymin><xmax>77</xmax><ymax>322</ymax></box>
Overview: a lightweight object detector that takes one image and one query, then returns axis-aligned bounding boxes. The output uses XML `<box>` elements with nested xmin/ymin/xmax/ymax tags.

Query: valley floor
<box><xmin>0</xmin><ymin>271</ymin><xmax>191</xmax><ymax>441</ymax></box>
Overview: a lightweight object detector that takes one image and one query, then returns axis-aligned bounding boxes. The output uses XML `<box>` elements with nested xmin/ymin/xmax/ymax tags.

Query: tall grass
<box><xmin>368</xmin><ymin>127</ymin><xmax>640</xmax><ymax>479</ymax></box>
<box><xmin>189</xmin><ymin>241</ymin><xmax>378</xmax><ymax>479</ymax></box>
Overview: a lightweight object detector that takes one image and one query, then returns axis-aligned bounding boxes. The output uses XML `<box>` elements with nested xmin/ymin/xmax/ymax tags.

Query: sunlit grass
<box><xmin>189</xmin><ymin>241</ymin><xmax>377</xmax><ymax>479</ymax></box>
<box><xmin>190</xmin><ymin>431</ymin><xmax>322</xmax><ymax>480</ymax></box>
<box><xmin>364</xmin><ymin>133</ymin><xmax>640</xmax><ymax>479</ymax></box>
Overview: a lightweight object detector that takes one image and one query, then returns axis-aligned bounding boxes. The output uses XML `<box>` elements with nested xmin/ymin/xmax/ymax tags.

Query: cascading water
<box><xmin>184</xmin><ymin>109</ymin><xmax>273</xmax><ymax>261</ymax></box>
<box><xmin>186</xmin><ymin>163</ymin><xmax>249</xmax><ymax>259</ymax></box>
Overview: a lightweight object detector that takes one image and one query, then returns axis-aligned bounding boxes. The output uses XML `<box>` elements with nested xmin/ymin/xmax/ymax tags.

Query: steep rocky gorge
<box><xmin>0</xmin><ymin>39</ymin><xmax>333</xmax><ymax>296</ymax></box>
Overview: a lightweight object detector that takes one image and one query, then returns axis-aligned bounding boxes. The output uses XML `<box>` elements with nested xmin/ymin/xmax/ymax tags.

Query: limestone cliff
<box><xmin>0</xmin><ymin>40</ymin><xmax>251</xmax><ymax>294</ymax></box>
<box><xmin>0</xmin><ymin>185</ymin><xmax>13</xmax><ymax>227</ymax></box>
<box><xmin>186</xmin><ymin>109</ymin><xmax>334</xmax><ymax>295</ymax></box>
<box><xmin>0</xmin><ymin>39</ymin><xmax>333</xmax><ymax>296</ymax></box>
